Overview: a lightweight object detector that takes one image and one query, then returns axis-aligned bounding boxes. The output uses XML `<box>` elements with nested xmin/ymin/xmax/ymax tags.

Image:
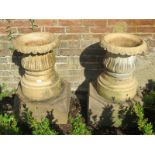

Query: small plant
<box><xmin>143</xmin><ymin>91</ymin><xmax>155</xmax><ymax>109</ymax></box>
<box><xmin>29</xmin><ymin>19</ymin><xmax>38</xmax><ymax>31</ymax></box>
<box><xmin>22</xmin><ymin>107</ymin><xmax>58</xmax><ymax>135</ymax></box>
<box><xmin>141</xmin><ymin>80</ymin><xmax>155</xmax><ymax>110</ymax></box>
<box><xmin>70</xmin><ymin>113</ymin><xmax>91</xmax><ymax>135</ymax></box>
<box><xmin>134</xmin><ymin>103</ymin><xmax>154</xmax><ymax>135</ymax></box>
<box><xmin>5</xmin><ymin>20</ymin><xmax>15</xmax><ymax>51</ymax></box>
<box><xmin>0</xmin><ymin>83</ymin><xmax>16</xmax><ymax>101</ymax></box>
<box><xmin>0</xmin><ymin>114</ymin><xmax>20</xmax><ymax>135</ymax></box>
<box><xmin>5</xmin><ymin>19</ymin><xmax>15</xmax><ymax>41</ymax></box>
<box><xmin>112</xmin><ymin>21</ymin><xmax>128</xmax><ymax>33</ymax></box>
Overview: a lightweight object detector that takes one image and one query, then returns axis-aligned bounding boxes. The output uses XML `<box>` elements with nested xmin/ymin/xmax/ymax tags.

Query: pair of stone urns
<box><xmin>13</xmin><ymin>32</ymin><xmax>147</xmax><ymax>125</ymax></box>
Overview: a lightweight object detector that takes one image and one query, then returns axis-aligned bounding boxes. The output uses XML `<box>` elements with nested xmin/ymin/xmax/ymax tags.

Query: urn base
<box><xmin>14</xmin><ymin>80</ymin><xmax>71</xmax><ymax>124</ymax></box>
<box><xmin>21</xmin><ymin>69</ymin><xmax>62</xmax><ymax>101</ymax></box>
<box><xmin>97</xmin><ymin>73</ymin><xmax>138</xmax><ymax>102</ymax></box>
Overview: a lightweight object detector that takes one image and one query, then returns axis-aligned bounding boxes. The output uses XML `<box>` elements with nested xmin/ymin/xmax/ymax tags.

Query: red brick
<box><xmin>90</xmin><ymin>27</ymin><xmax>112</xmax><ymax>33</ymax></box>
<box><xmin>136</xmin><ymin>27</ymin><xmax>155</xmax><ymax>33</ymax></box>
<box><xmin>12</xmin><ymin>20</ymin><xmax>30</xmax><ymax>27</ymax></box>
<box><xmin>0</xmin><ymin>27</ymin><xmax>17</xmax><ymax>34</ymax></box>
<box><xmin>108</xmin><ymin>19</ymin><xmax>155</xmax><ymax>26</ymax></box>
<box><xmin>45</xmin><ymin>27</ymin><xmax>65</xmax><ymax>33</ymax></box>
<box><xmin>93</xmin><ymin>20</ymin><xmax>107</xmax><ymax>26</ymax></box>
<box><xmin>127</xmin><ymin>27</ymin><xmax>137</xmax><ymax>33</ymax></box>
<box><xmin>135</xmin><ymin>19</ymin><xmax>154</xmax><ymax>25</ymax></box>
<box><xmin>0</xmin><ymin>20</ymin><xmax>8</xmax><ymax>27</ymax></box>
<box><xmin>0</xmin><ymin>27</ymin><xmax>7</xmax><ymax>33</ymax></box>
<box><xmin>108</xmin><ymin>19</ymin><xmax>136</xmax><ymax>26</ymax></box>
<box><xmin>82</xmin><ymin>19</ymin><xmax>107</xmax><ymax>26</ymax></box>
<box><xmin>66</xmin><ymin>27</ymin><xmax>89</xmax><ymax>33</ymax></box>
<box><xmin>58</xmin><ymin>20</ymin><xmax>82</xmax><ymax>26</ymax></box>
<box><xmin>18</xmin><ymin>27</ymin><xmax>41</xmax><ymax>33</ymax></box>
<box><xmin>82</xmin><ymin>20</ymin><xmax>94</xmax><ymax>26</ymax></box>
<box><xmin>35</xmin><ymin>19</ymin><xmax>57</xmax><ymax>26</ymax></box>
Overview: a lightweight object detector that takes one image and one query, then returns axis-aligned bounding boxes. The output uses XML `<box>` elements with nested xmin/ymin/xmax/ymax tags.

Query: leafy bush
<box><xmin>0</xmin><ymin>114</ymin><xmax>20</xmax><ymax>135</ymax></box>
<box><xmin>22</xmin><ymin>108</ymin><xmax>58</xmax><ymax>135</ymax></box>
<box><xmin>143</xmin><ymin>91</ymin><xmax>155</xmax><ymax>109</ymax></box>
<box><xmin>70</xmin><ymin>113</ymin><xmax>91</xmax><ymax>135</ymax></box>
<box><xmin>134</xmin><ymin>103</ymin><xmax>154</xmax><ymax>135</ymax></box>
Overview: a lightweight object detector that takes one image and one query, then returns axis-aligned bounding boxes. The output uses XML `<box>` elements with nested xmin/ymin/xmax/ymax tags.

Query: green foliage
<box><xmin>29</xmin><ymin>19</ymin><xmax>38</xmax><ymax>31</ymax></box>
<box><xmin>142</xmin><ymin>80</ymin><xmax>155</xmax><ymax>108</ymax></box>
<box><xmin>134</xmin><ymin>103</ymin><xmax>154</xmax><ymax>135</ymax></box>
<box><xmin>143</xmin><ymin>91</ymin><xmax>155</xmax><ymax>109</ymax></box>
<box><xmin>0</xmin><ymin>114</ymin><xmax>20</xmax><ymax>135</ymax></box>
<box><xmin>112</xmin><ymin>21</ymin><xmax>127</xmax><ymax>33</ymax></box>
<box><xmin>0</xmin><ymin>83</ymin><xmax>16</xmax><ymax>101</ymax></box>
<box><xmin>22</xmin><ymin>108</ymin><xmax>58</xmax><ymax>135</ymax></box>
<box><xmin>5</xmin><ymin>19</ymin><xmax>15</xmax><ymax>41</ymax></box>
<box><xmin>70</xmin><ymin>113</ymin><xmax>91</xmax><ymax>135</ymax></box>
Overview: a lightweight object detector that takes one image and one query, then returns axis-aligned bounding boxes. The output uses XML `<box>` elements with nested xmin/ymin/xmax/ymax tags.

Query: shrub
<box><xmin>22</xmin><ymin>108</ymin><xmax>58</xmax><ymax>135</ymax></box>
<box><xmin>134</xmin><ymin>103</ymin><xmax>154</xmax><ymax>135</ymax></box>
<box><xmin>0</xmin><ymin>114</ymin><xmax>20</xmax><ymax>135</ymax></box>
<box><xmin>70</xmin><ymin>113</ymin><xmax>91</xmax><ymax>135</ymax></box>
<box><xmin>143</xmin><ymin>91</ymin><xmax>155</xmax><ymax>109</ymax></box>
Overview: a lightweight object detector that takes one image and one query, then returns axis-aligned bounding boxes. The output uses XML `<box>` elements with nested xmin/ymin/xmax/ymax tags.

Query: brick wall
<box><xmin>0</xmin><ymin>19</ymin><xmax>155</xmax><ymax>93</ymax></box>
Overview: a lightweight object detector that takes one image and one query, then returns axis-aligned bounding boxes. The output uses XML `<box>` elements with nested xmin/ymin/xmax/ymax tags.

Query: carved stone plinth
<box><xmin>97</xmin><ymin>33</ymin><xmax>147</xmax><ymax>102</ymax></box>
<box><xmin>14</xmin><ymin>80</ymin><xmax>71</xmax><ymax>124</ymax></box>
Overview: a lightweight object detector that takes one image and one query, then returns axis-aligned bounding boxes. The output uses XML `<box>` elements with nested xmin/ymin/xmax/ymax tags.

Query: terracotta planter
<box><xmin>97</xmin><ymin>33</ymin><xmax>147</xmax><ymax>102</ymax></box>
<box><xmin>13</xmin><ymin>32</ymin><xmax>62</xmax><ymax>101</ymax></box>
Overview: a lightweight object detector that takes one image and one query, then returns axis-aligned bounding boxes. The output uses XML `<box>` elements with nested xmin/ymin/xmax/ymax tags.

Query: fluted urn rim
<box><xmin>12</xmin><ymin>32</ymin><xmax>59</xmax><ymax>54</ymax></box>
<box><xmin>100</xmin><ymin>33</ymin><xmax>148</xmax><ymax>56</ymax></box>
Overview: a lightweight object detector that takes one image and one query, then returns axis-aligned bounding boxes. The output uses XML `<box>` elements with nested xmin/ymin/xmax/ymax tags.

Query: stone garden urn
<box><xmin>13</xmin><ymin>32</ymin><xmax>62</xmax><ymax>101</ymax></box>
<box><xmin>13</xmin><ymin>32</ymin><xmax>71</xmax><ymax>124</ymax></box>
<box><xmin>97</xmin><ymin>33</ymin><xmax>147</xmax><ymax>102</ymax></box>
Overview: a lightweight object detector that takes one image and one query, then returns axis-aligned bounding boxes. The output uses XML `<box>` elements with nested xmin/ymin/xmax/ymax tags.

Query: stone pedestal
<box><xmin>89</xmin><ymin>33</ymin><xmax>147</xmax><ymax>127</ymax></box>
<box><xmin>14</xmin><ymin>80</ymin><xmax>71</xmax><ymax>124</ymax></box>
<box><xmin>89</xmin><ymin>83</ymin><xmax>142</xmax><ymax>127</ymax></box>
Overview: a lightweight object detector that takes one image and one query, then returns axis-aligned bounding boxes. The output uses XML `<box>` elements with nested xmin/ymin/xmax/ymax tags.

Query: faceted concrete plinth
<box><xmin>89</xmin><ymin>82</ymin><xmax>142</xmax><ymax>127</ymax></box>
<box><xmin>14</xmin><ymin>80</ymin><xmax>71</xmax><ymax>124</ymax></box>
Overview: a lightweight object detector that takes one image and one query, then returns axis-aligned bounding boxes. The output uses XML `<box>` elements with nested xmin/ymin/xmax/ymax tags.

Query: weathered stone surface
<box><xmin>135</xmin><ymin>52</ymin><xmax>155</xmax><ymax>87</ymax></box>
<box><xmin>88</xmin><ymin>83</ymin><xmax>142</xmax><ymax>127</ymax></box>
<box><xmin>97</xmin><ymin>33</ymin><xmax>147</xmax><ymax>102</ymax></box>
<box><xmin>14</xmin><ymin>80</ymin><xmax>71</xmax><ymax>124</ymax></box>
<box><xmin>0</xmin><ymin>57</ymin><xmax>7</xmax><ymax>63</ymax></box>
<box><xmin>12</xmin><ymin>32</ymin><xmax>62</xmax><ymax>101</ymax></box>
